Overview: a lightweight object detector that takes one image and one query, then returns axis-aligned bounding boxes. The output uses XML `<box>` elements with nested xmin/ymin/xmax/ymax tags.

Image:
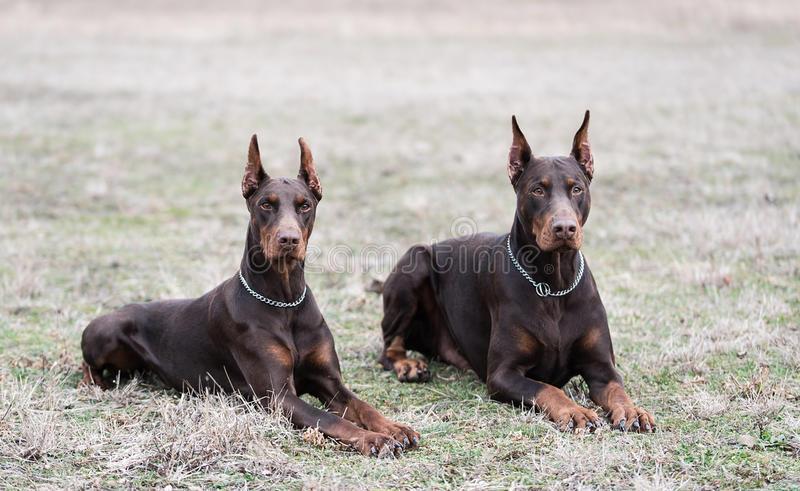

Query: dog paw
<box><xmin>393</xmin><ymin>359</ymin><xmax>431</xmax><ymax>383</ymax></box>
<box><xmin>552</xmin><ymin>405</ymin><xmax>603</xmax><ymax>434</ymax></box>
<box><xmin>377</xmin><ymin>421</ymin><xmax>421</xmax><ymax>450</ymax></box>
<box><xmin>608</xmin><ymin>404</ymin><xmax>655</xmax><ymax>433</ymax></box>
<box><xmin>79</xmin><ymin>362</ymin><xmax>112</xmax><ymax>390</ymax></box>
<box><xmin>353</xmin><ymin>432</ymin><xmax>404</xmax><ymax>458</ymax></box>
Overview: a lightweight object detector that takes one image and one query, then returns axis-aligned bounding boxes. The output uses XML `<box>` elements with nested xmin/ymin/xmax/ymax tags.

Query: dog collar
<box><xmin>506</xmin><ymin>235</ymin><xmax>585</xmax><ymax>297</ymax></box>
<box><xmin>238</xmin><ymin>271</ymin><xmax>307</xmax><ymax>308</ymax></box>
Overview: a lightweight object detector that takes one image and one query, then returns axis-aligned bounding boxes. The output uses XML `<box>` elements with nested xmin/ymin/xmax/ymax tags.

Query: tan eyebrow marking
<box><xmin>267</xmin><ymin>193</ymin><xmax>279</xmax><ymax>203</ymax></box>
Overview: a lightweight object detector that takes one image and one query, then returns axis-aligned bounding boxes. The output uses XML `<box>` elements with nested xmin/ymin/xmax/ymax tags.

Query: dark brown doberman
<box><xmin>379</xmin><ymin>111</ymin><xmax>655</xmax><ymax>433</ymax></box>
<box><xmin>81</xmin><ymin>135</ymin><xmax>419</xmax><ymax>456</ymax></box>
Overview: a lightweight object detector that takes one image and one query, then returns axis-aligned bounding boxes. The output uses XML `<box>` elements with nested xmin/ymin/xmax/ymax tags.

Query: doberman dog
<box><xmin>379</xmin><ymin>111</ymin><xmax>655</xmax><ymax>433</ymax></box>
<box><xmin>81</xmin><ymin>135</ymin><xmax>420</xmax><ymax>456</ymax></box>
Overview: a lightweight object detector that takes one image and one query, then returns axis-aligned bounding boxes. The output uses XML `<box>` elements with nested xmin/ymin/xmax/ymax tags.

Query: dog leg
<box><xmin>80</xmin><ymin>310</ymin><xmax>147</xmax><ymax>390</ymax></box>
<box><xmin>379</xmin><ymin>245</ymin><xmax>436</xmax><ymax>383</ymax></box>
<box><xmin>583</xmin><ymin>364</ymin><xmax>656</xmax><ymax>433</ymax></box>
<box><xmin>382</xmin><ymin>336</ymin><xmax>431</xmax><ymax>383</ymax></box>
<box><xmin>322</xmin><ymin>384</ymin><xmax>420</xmax><ymax>450</ymax></box>
<box><xmin>488</xmin><ymin>367</ymin><xmax>602</xmax><ymax>432</ymax></box>
<box><xmin>576</xmin><ymin>331</ymin><xmax>656</xmax><ymax>433</ymax></box>
<box><xmin>298</xmin><ymin>334</ymin><xmax>421</xmax><ymax>450</ymax></box>
<box><xmin>233</xmin><ymin>338</ymin><xmax>404</xmax><ymax>457</ymax></box>
<box><xmin>487</xmin><ymin>331</ymin><xmax>601</xmax><ymax>432</ymax></box>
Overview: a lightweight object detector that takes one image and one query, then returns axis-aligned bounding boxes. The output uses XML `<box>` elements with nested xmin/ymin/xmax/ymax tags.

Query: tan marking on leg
<box><xmin>595</xmin><ymin>381</ymin><xmax>655</xmax><ymax>432</ymax></box>
<box><xmin>597</xmin><ymin>381</ymin><xmax>633</xmax><ymax>409</ymax></box>
<box><xmin>385</xmin><ymin>336</ymin><xmax>406</xmax><ymax>359</ymax></box>
<box><xmin>533</xmin><ymin>385</ymin><xmax>600</xmax><ymax>432</ymax></box>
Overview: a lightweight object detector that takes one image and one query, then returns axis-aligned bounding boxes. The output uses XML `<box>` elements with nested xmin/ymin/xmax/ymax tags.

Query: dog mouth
<box><xmin>266</xmin><ymin>246</ymin><xmax>305</xmax><ymax>262</ymax></box>
<box><xmin>535</xmin><ymin>233</ymin><xmax>583</xmax><ymax>253</ymax></box>
<box><xmin>536</xmin><ymin>239</ymin><xmax>581</xmax><ymax>253</ymax></box>
<box><xmin>553</xmin><ymin>242</ymin><xmax>579</xmax><ymax>253</ymax></box>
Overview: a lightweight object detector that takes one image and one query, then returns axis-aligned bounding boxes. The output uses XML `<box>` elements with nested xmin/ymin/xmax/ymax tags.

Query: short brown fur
<box><xmin>378</xmin><ymin>112</ymin><xmax>654</xmax><ymax>433</ymax></box>
<box><xmin>81</xmin><ymin>135</ymin><xmax>420</xmax><ymax>456</ymax></box>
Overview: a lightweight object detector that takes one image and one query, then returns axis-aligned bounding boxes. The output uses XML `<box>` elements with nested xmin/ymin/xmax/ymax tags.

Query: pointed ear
<box><xmin>571</xmin><ymin>110</ymin><xmax>594</xmax><ymax>181</ymax></box>
<box><xmin>508</xmin><ymin>115</ymin><xmax>533</xmax><ymax>186</ymax></box>
<box><xmin>297</xmin><ymin>137</ymin><xmax>322</xmax><ymax>201</ymax></box>
<box><xmin>242</xmin><ymin>134</ymin><xmax>268</xmax><ymax>199</ymax></box>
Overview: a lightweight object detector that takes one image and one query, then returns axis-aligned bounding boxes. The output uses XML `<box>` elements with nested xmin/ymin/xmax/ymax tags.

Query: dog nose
<box><xmin>552</xmin><ymin>218</ymin><xmax>577</xmax><ymax>240</ymax></box>
<box><xmin>277</xmin><ymin>230</ymin><xmax>301</xmax><ymax>248</ymax></box>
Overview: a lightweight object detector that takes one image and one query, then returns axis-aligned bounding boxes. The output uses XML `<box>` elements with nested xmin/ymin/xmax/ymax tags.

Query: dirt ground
<box><xmin>1</xmin><ymin>0</ymin><xmax>799</xmax><ymax>488</ymax></box>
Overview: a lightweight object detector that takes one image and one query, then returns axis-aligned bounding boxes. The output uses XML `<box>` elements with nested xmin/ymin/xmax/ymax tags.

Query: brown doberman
<box><xmin>379</xmin><ymin>111</ymin><xmax>655</xmax><ymax>433</ymax></box>
<box><xmin>81</xmin><ymin>135</ymin><xmax>419</xmax><ymax>456</ymax></box>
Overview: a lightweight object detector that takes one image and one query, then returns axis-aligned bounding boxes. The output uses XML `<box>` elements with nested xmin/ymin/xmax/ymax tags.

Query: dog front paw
<box><xmin>352</xmin><ymin>431</ymin><xmax>404</xmax><ymax>458</ymax></box>
<box><xmin>550</xmin><ymin>404</ymin><xmax>603</xmax><ymax>433</ymax></box>
<box><xmin>608</xmin><ymin>404</ymin><xmax>655</xmax><ymax>433</ymax></box>
<box><xmin>376</xmin><ymin>421</ymin><xmax>421</xmax><ymax>450</ymax></box>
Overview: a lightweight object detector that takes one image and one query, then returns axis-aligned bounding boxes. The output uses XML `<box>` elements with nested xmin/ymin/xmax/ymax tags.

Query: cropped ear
<box><xmin>242</xmin><ymin>134</ymin><xmax>268</xmax><ymax>199</ymax></box>
<box><xmin>571</xmin><ymin>110</ymin><xmax>594</xmax><ymax>181</ymax></box>
<box><xmin>508</xmin><ymin>115</ymin><xmax>533</xmax><ymax>187</ymax></box>
<box><xmin>297</xmin><ymin>137</ymin><xmax>322</xmax><ymax>201</ymax></box>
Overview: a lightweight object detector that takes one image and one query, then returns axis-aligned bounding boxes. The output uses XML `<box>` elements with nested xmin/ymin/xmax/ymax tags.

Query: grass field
<box><xmin>1</xmin><ymin>1</ymin><xmax>799</xmax><ymax>488</ymax></box>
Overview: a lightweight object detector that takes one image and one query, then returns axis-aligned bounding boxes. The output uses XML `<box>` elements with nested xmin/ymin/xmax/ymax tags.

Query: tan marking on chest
<box><xmin>512</xmin><ymin>325</ymin><xmax>539</xmax><ymax>354</ymax></box>
<box><xmin>306</xmin><ymin>342</ymin><xmax>335</xmax><ymax>367</ymax></box>
<box><xmin>579</xmin><ymin>328</ymin><xmax>602</xmax><ymax>350</ymax></box>
<box><xmin>267</xmin><ymin>344</ymin><xmax>294</xmax><ymax>367</ymax></box>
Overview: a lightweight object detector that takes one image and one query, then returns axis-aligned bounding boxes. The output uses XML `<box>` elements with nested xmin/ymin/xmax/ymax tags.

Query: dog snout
<box><xmin>552</xmin><ymin>218</ymin><xmax>578</xmax><ymax>240</ymax></box>
<box><xmin>277</xmin><ymin>229</ymin><xmax>301</xmax><ymax>249</ymax></box>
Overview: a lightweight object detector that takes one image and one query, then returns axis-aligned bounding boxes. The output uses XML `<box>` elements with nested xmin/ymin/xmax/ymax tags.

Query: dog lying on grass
<box><xmin>379</xmin><ymin>112</ymin><xmax>655</xmax><ymax>433</ymax></box>
<box><xmin>81</xmin><ymin>135</ymin><xmax>420</xmax><ymax>456</ymax></box>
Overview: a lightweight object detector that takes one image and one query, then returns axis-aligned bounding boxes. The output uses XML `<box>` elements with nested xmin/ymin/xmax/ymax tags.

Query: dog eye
<box><xmin>532</xmin><ymin>187</ymin><xmax>545</xmax><ymax>197</ymax></box>
<box><xmin>572</xmin><ymin>186</ymin><xmax>583</xmax><ymax>195</ymax></box>
<box><xmin>259</xmin><ymin>201</ymin><xmax>273</xmax><ymax>211</ymax></box>
<box><xmin>299</xmin><ymin>203</ymin><xmax>311</xmax><ymax>213</ymax></box>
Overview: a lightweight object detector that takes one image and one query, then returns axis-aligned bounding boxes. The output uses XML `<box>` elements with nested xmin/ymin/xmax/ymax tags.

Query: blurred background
<box><xmin>1</xmin><ymin>1</ymin><xmax>798</xmax><ymax>488</ymax></box>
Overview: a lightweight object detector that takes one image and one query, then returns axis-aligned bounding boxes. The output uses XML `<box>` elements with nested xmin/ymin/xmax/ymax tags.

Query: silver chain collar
<box><xmin>238</xmin><ymin>271</ymin><xmax>307</xmax><ymax>308</ymax></box>
<box><xmin>506</xmin><ymin>235</ymin><xmax>585</xmax><ymax>297</ymax></box>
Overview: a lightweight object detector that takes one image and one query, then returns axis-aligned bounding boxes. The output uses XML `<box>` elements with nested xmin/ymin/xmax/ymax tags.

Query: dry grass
<box><xmin>1</xmin><ymin>0</ymin><xmax>799</xmax><ymax>488</ymax></box>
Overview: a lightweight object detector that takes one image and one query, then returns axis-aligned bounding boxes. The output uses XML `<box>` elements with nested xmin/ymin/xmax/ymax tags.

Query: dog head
<box><xmin>241</xmin><ymin>135</ymin><xmax>322</xmax><ymax>264</ymax></box>
<box><xmin>507</xmin><ymin>111</ymin><xmax>593</xmax><ymax>252</ymax></box>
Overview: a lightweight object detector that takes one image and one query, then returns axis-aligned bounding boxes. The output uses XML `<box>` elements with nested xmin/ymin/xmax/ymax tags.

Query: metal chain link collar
<box><xmin>238</xmin><ymin>270</ymin><xmax>307</xmax><ymax>308</ymax></box>
<box><xmin>506</xmin><ymin>235</ymin><xmax>585</xmax><ymax>297</ymax></box>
